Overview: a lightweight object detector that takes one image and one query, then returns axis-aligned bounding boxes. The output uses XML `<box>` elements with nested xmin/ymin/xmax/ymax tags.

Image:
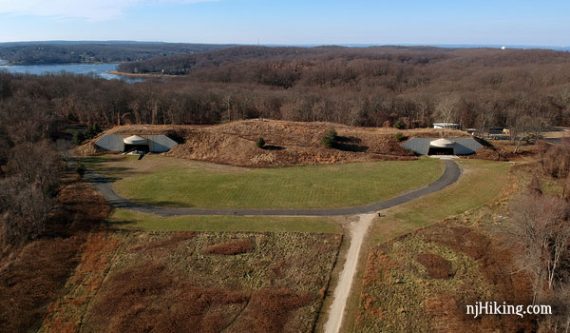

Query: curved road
<box><xmin>87</xmin><ymin>159</ymin><xmax>461</xmax><ymax>333</ymax></box>
<box><xmin>87</xmin><ymin>160</ymin><xmax>461</xmax><ymax>217</ymax></box>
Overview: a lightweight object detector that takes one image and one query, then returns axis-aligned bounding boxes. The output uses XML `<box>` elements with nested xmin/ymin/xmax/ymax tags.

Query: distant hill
<box><xmin>0</xmin><ymin>41</ymin><xmax>233</xmax><ymax>65</ymax></box>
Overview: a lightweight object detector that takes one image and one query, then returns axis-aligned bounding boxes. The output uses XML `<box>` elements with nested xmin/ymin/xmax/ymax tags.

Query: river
<box><xmin>0</xmin><ymin>61</ymin><xmax>142</xmax><ymax>83</ymax></box>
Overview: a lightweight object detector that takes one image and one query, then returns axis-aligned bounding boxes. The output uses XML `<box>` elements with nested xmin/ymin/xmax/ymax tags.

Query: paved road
<box><xmin>87</xmin><ymin>159</ymin><xmax>461</xmax><ymax>333</ymax></box>
<box><xmin>86</xmin><ymin>160</ymin><xmax>461</xmax><ymax>217</ymax></box>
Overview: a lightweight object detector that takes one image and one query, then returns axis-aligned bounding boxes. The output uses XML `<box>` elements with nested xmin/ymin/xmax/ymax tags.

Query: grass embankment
<box><xmin>370</xmin><ymin>159</ymin><xmax>512</xmax><ymax>243</ymax></box>
<box><xmin>111</xmin><ymin>209</ymin><xmax>342</xmax><ymax>233</ymax></box>
<box><xmin>342</xmin><ymin>159</ymin><xmax>513</xmax><ymax>333</ymax></box>
<box><xmin>109</xmin><ymin>156</ymin><xmax>443</xmax><ymax>209</ymax></box>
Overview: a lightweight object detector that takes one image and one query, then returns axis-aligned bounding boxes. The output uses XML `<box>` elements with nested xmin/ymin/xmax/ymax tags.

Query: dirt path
<box><xmin>324</xmin><ymin>213</ymin><xmax>376</xmax><ymax>333</ymax></box>
<box><xmin>86</xmin><ymin>160</ymin><xmax>460</xmax><ymax>217</ymax></box>
<box><xmin>87</xmin><ymin>160</ymin><xmax>462</xmax><ymax>333</ymax></box>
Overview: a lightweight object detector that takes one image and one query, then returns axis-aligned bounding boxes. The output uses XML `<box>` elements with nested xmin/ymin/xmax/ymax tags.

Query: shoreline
<box><xmin>109</xmin><ymin>70</ymin><xmax>180</xmax><ymax>78</ymax></box>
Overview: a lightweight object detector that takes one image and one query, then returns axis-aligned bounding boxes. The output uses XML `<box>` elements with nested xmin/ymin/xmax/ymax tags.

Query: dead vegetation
<box><xmin>0</xmin><ymin>182</ymin><xmax>110</xmax><ymax>333</ymax></box>
<box><xmin>203</xmin><ymin>238</ymin><xmax>255</xmax><ymax>255</ymax></box>
<box><xmin>81</xmin><ymin>119</ymin><xmax>472</xmax><ymax>167</ymax></box>
<box><xmin>356</xmin><ymin>221</ymin><xmax>535</xmax><ymax>332</ymax></box>
<box><xmin>40</xmin><ymin>232</ymin><xmax>342</xmax><ymax>333</ymax></box>
<box><xmin>416</xmin><ymin>253</ymin><xmax>455</xmax><ymax>279</ymax></box>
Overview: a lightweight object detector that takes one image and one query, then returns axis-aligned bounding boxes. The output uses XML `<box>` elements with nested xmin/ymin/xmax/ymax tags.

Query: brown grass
<box><xmin>203</xmin><ymin>238</ymin><xmax>255</xmax><ymax>255</ymax></box>
<box><xmin>83</xmin><ymin>119</ymin><xmax>473</xmax><ymax>167</ymax></box>
<box><xmin>0</xmin><ymin>182</ymin><xmax>111</xmax><ymax>333</ymax></box>
<box><xmin>0</xmin><ymin>237</ymin><xmax>84</xmax><ymax>332</ymax></box>
<box><xmin>356</xmin><ymin>220</ymin><xmax>535</xmax><ymax>332</ymax></box>
<box><xmin>45</xmin><ymin>232</ymin><xmax>342</xmax><ymax>333</ymax></box>
<box><xmin>416</xmin><ymin>253</ymin><xmax>455</xmax><ymax>279</ymax></box>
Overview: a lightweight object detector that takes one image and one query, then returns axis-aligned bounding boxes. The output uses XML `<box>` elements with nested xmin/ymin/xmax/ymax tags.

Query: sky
<box><xmin>0</xmin><ymin>0</ymin><xmax>568</xmax><ymax>46</ymax></box>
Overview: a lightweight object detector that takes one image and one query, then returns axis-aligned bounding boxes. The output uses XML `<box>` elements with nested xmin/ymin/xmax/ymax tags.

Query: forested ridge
<box><xmin>0</xmin><ymin>41</ymin><xmax>231</xmax><ymax>65</ymax></box>
<box><xmin>1</xmin><ymin>46</ymin><xmax>569</xmax><ymax>247</ymax></box>
<box><xmin>1</xmin><ymin>46</ymin><xmax>570</xmax><ymax>136</ymax></box>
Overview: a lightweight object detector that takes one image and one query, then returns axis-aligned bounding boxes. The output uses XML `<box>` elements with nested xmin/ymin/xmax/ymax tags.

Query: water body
<box><xmin>0</xmin><ymin>61</ymin><xmax>142</xmax><ymax>83</ymax></box>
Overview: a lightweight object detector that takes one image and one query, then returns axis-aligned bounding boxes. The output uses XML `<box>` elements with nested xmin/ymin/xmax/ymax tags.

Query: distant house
<box><xmin>95</xmin><ymin>134</ymin><xmax>178</xmax><ymax>153</ymax></box>
<box><xmin>433</xmin><ymin>123</ymin><xmax>460</xmax><ymax>130</ymax></box>
<box><xmin>402</xmin><ymin>137</ymin><xmax>483</xmax><ymax>156</ymax></box>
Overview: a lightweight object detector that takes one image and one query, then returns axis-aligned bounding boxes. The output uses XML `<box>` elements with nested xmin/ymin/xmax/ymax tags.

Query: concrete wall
<box><xmin>402</xmin><ymin>137</ymin><xmax>483</xmax><ymax>155</ymax></box>
<box><xmin>147</xmin><ymin>135</ymin><xmax>178</xmax><ymax>153</ymax></box>
<box><xmin>94</xmin><ymin>134</ymin><xmax>178</xmax><ymax>153</ymax></box>
<box><xmin>95</xmin><ymin>134</ymin><xmax>124</xmax><ymax>152</ymax></box>
<box><xmin>453</xmin><ymin>138</ymin><xmax>483</xmax><ymax>155</ymax></box>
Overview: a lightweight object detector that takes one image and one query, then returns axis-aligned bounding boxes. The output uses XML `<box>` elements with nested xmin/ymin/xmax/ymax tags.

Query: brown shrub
<box><xmin>203</xmin><ymin>238</ymin><xmax>255</xmax><ymax>255</ymax></box>
<box><xmin>541</xmin><ymin>142</ymin><xmax>570</xmax><ymax>178</ymax></box>
<box><xmin>0</xmin><ymin>236</ymin><xmax>84</xmax><ymax>332</ymax></box>
<box><xmin>416</xmin><ymin>253</ymin><xmax>455</xmax><ymax>279</ymax></box>
<box><xmin>130</xmin><ymin>232</ymin><xmax>196</xmax><ymax>252</ymax></box>
<box><xmin>85</xmin><ymin>261</ymin><xmax>252</xmax><ymax>333</ymax></box>
<box><xmin>231</xmin><ymin>288</ymin><xmax>315</xmax><ymax>333</ymax></box>
<box><xmin>0</xmin><ymin>182</ymin><xmax>110</xmax><ymax>333</ymax></box>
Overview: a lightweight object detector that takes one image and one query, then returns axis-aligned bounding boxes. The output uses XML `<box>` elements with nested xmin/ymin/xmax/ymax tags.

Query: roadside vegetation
<box><xmin>369</xmin><ymin>160</ymin><xmax>512</xmax><ymax>243</ymax></box>
<box><xmin>348</xmin><ymin>159</ymin><xmax>530</xmax><ymax>332</ymax></box>
<box><xmin>111</xmin><ymin>209</ymin><xmax>342</xmax><ymax>234</ymax></box>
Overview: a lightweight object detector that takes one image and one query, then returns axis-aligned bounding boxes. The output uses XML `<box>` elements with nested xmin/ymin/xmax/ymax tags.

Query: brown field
<box><xmin>0</xmin><ymin>183</ymin><xmax>111</xmax><ymax>333</ymax></box>
<box><xmin>40</xmin><ymin>231</ymin><xmax>342</xmax><ymax>333</ymax></box>
<box><xmin>355</xmin><ymin>219</ymin><xmax>535</xmax><ymax>333</ymax></box>
<box><xmin>80</xmin><ymin>119</ymin><xmax>471</xmax><ymax>167</ymax></box>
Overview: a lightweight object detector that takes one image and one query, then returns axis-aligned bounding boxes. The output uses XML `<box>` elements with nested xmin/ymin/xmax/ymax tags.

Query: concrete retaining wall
<box><xmin>94</xmin><ymin>134</ymin><xmax>178</xmax><ymax>153</ymax></box>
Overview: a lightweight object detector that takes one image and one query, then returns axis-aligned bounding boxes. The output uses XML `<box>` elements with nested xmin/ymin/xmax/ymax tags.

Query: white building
<box><xmin>433</xmin><ymin>123</ymin><xmax>460</xmax><ymax>130</ymax></box>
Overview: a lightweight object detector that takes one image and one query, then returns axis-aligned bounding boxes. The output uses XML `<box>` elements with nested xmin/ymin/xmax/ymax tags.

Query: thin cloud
<box><xmin>0</xmin><ymin>0</ymin><xmax>216</xmax><ymax>21</ymax></box>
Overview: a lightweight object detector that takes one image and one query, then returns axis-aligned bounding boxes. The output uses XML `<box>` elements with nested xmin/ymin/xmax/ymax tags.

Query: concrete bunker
<box><xmin>95</xmin><ymin>134</ymin><xmax>178</xmax><ymax>153</ymax></box>
<box><xmin>428</xmin><ymin>138</ymin><xmax>455</xmax><ymax>155</ymax></box>
<box><xmin>402</xmin><ymin>137</ymin><xmax>483</xmax><ymax>156</ymax></box>
<box><xmin>123</xmin><ymin>135</ymin><xmax>149</xmax><ymax>153</ymax></box>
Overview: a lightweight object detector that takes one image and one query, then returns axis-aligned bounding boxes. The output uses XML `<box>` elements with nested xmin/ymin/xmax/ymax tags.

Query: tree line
<box><xmin>0</xmin><ymin>41</ymin><xmax>230</xmax><ymax>65</ymax></box>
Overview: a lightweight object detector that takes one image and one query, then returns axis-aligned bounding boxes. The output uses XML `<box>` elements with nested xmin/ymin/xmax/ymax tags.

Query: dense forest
<box><xmin>1</xmin><ymin>46</ymin><xmax>570</xmax><ymax>135</ymax></box>
<box><xmin>119</xmin><ymin>46</ymin><xmax>570</xmax><ymax>130</ymax></box>
<box><xmin>1</xmin><ymin>46</ymin><xmax>570</xmax><ymax>224</ymax></box>
<box><xmin>0</xmin><ymin>41</ymin><xmax>231</xmax><ymax>65</ymax></box>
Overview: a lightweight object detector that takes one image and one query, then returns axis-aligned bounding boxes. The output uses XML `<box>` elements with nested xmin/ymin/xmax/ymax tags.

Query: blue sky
<box><xmin>0</xmin><ymin>0</ymin><xmax>568</xmax><ymax>46</ymax></box>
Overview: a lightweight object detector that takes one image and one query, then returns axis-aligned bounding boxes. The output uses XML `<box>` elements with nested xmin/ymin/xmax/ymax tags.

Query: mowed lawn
<box><xmin>370</xmin><ymin>159</ymin><xmax>513</xmax><ymax>243</ymax></box>
<box><xmin>111</xmin><ymin>157</ymin><xmax>443</xmax><ymax>209</ymax></box>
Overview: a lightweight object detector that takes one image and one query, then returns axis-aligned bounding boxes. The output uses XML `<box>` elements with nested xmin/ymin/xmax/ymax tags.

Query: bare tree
<box><xmin>0</xmin><ymin>142</ymin><xmax>62</xmax><ymax>247</ymax></box>
<box><xmin>505</xmin><ymin>193</ymin><xmax>570</xmax><ymax>303</ymax></box>
<box><xmin>433</xmin><ymin>94</ymin><xmax>460</xmax><ymax>124</ymax></box>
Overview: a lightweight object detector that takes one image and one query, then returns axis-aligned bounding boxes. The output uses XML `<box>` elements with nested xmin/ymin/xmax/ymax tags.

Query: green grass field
<box><xmin>110</xmin><ymin>157</ymin><xmax>443</xmax><ymax>209</ymax></box>
<box><xmin>110</xmin><ymin>209</ymin><xmax>342</xmax><ymax>233</ymax></box>
<box><xmin>370</xmin><ymin>159</ymin><xmax>512</xmax><ymax>243</ymax></box>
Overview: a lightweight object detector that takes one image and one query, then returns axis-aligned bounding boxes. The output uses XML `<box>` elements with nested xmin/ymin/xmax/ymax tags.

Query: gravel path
<box><xmin>86</xmin><ymin>160</ymin><xmax>460</xmax><ymax>217</ymax></box>
<box><xmin>324</xmin><ymin>213</ymin><xmax>376</xmax><ymax>333</ymax></box>
<box><xmin>87</xmin><ymin>159</ymin><xmax>461</xmax><ymax>333</ymax></box>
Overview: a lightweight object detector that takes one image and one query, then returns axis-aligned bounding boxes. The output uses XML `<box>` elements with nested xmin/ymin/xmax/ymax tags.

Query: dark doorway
<box><xmin>124</xmin><ymin>144</ymin><xmax>149</xmax><ymax>153</ymax></box>
<box><xmin>428</xmin><ymin>147</ymin><xmax>454</xmax><ymax>155</ymax></box>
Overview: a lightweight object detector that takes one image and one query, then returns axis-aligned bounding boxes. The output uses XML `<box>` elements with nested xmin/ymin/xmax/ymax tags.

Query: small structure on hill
<box><xmin>433</xmin><ymin>123</ymin><xmax>460</xmax><ymax>130</ymax></box>
<box><xmin>95</xmin><ymin>134</ymin><xmax>178</xmax><ymax>153</ymax></box>
<box><xmin>402</xmin><ymin>137</ymin><xmax>483</xmax><ymax>156</ymax></box>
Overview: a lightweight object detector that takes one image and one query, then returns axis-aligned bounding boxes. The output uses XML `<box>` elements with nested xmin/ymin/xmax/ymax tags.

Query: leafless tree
<box><xmin>0</xmin><ymin>142</ymin><xmax>62</xmax><ymax>247</ymax></box>
<box><xmin>505</xmin><ymin>193</ymin><xmax>570</xmax><ymax>303</ymax></box>
<box><xmin>433</xmin><ymin>94</ymin><xmax>460</xmax><ymax>124</ymax></box>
